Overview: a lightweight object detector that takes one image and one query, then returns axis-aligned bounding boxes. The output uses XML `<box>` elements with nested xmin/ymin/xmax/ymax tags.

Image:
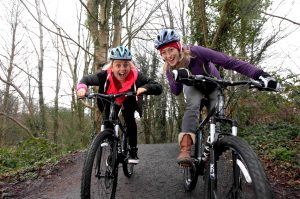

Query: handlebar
<box><xmin>79</xmin><ymin>91</ymin><xmax>137</xmax><ymax>101</ymax></box>
<box><xmin>181</xmin><ymin>74</ymin><xmax>278</xmax><ymax>91</ymax></box>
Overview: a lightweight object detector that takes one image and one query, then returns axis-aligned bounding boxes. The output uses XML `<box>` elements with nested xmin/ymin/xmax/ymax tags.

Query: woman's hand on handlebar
<box><xmin>171</xmin><ymin>68</ymin><xmax>192</xmax><ymax>81</ymax></box>
<box><xmin>137</xmin><ymin>87</ymin><xmax>147</xmax><ymax>96</ymax></box>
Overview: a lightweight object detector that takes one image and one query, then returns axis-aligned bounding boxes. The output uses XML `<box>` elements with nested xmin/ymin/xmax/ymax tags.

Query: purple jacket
<box><xmin>166</xmin><ymin>45</ymin><xmax>264</xmax><ymax>95</ymax></box>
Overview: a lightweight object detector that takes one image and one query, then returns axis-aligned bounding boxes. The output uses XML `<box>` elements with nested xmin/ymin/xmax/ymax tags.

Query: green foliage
<box><xmin>229</xmin><ymin>82</ymin><xmax>300</xmax><ymax>126</ymax></box>
<box><xmin>15</xmin><ymin>137</ymin><xmax>59</xmax><ymax>165</ymax></box>
<box><xmin>189</xmin><ymin>0</ymin><xmax>272</xmax><ymax>64</ymax></box>
<box><xmin>270</xmin><ymin>147</ymin><xmax>298</xmax><ymax>162</ymax></box>
<box><xmin>0</xmin><ymin>148</ymin><xmax>18</xmax><ymax>173</ymax></box>
<box><xmin>0</xmin><ymin>138</ymin><xmax>62</xmax><ymax>175</ymax></box>
<box><xmin>240</xmin><ymin>123</ymin><xmax>300</xmax><ymax>167</ymax></box>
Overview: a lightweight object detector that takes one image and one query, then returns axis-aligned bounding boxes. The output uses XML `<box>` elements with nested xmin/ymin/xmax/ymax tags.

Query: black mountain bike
<box><xmin>180</xmin><ymin>75</ymin><xmax>274</xmax><ymax>199</ymax></box>
<box><xmin>80</xmin><ymin>91</ymin><xmax>136</xmax><ymax>199</ymax></box>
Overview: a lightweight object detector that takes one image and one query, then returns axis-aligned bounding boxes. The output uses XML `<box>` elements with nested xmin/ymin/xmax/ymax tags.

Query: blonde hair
<box><xmin>163</xmin><ymin>48</ymin><xmax>193</xmax><ymax>73</ymax></box>
<box><xmin>102</xmin><ymin>60</ymin><xmax>135</xmax><ymax>70</ymax></box>
<box><xmin>102</xmin><ymin>62</ymin><xmax>112</xmax><ymax>70</ymax></box>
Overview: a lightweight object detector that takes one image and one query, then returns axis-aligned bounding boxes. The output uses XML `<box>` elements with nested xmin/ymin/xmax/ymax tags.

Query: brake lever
<box><xmin>85</xmin><ymin>93</ymin><xmax>94</xmax><ymax>99</ymax></box>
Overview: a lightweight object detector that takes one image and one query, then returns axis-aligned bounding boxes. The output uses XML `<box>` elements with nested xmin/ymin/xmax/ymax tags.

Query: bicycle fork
<box><xmin>207</xmin><ymin>116</ymin><xmax>239</xmax><ymax>198</ymax></box>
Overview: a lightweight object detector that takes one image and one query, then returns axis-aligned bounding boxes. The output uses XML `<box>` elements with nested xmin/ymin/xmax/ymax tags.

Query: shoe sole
<box><xmin>177</xmin><ymin>159</ymin><xmax>192</xmax><ymax>167</ymax></box>
<box><xmin>128</xmin><ymin>159</ymin><xmax>139</xmax><ymax>164</ymax></box>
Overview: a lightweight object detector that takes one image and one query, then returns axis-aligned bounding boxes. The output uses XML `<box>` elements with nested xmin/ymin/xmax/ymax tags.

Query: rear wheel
<box><xmin>122</xmin><ymin>132</ymin><xmax>133</xmax><ymax>178</ymax></box>
<box><xmin>123</xmin><ymin>161</ymin><xmax>134</xmax><ymax>178</ymax></box>
<box><xmin>81</xmin><ymin>130</ymin><xmax>118</xmax><ymax>199</ymax></box>
<box><xmin>204</xmin><ymin>136</ymin><xmax>273</xmax><ymax>199</ymax></box>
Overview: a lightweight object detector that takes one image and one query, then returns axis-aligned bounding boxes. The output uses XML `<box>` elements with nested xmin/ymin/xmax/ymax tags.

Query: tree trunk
<box><xmin>1</xmin><ymin>18</ymin><xmax>17</xmax><ymax>146</ymax></box>
<box><xmin>1</xmin><ymin>3</ymin><xmax>20</xmax><ymax>146</ymax></box>
<box><xmin>112</xmin><ymin>0</ymin><xmax>121</xmax><ymax>47</ymax></box>
<box><xmin>87</xmin><ymin>0</ymin><xmax>112</xmax><ymax>132</ymax></box>
<box><xmin>211</xmin><ymin>0</ymin><xmax>233</xmax><ymax>50</ymax></box>
<box><xmin>35</xmin><ymin>0</ymin><xmax>47</xmax><ymax>137</ymax></box>
<box><xmin>53</xmin><ymin>32</ymin><xmax>62</xmax><ymax>143</ymax></box>
<box><xmin>198</xmin><ymin>0</ymin><xmax>209</xmax><ymax>46</ymax></box>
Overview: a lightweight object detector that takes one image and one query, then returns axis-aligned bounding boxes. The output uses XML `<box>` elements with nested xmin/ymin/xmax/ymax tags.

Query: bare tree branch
<box><xmin>19</xmin><ymin>0</ymin><xmax>93</xmax><ymax>57</ymax></box>
<box><xmin>0</xmin><ymin>112</ymin><xmax>33</xmax><ymax>138</ymax></box>
<box><xmin>263</xmin><ymin>11</ymin><xmax>300</xmax><ymax>26</ymax></box>
<box><xmin>0</xmin><ymin>74</ymin><xmax>34</xmax><ymax>117</ymax></box>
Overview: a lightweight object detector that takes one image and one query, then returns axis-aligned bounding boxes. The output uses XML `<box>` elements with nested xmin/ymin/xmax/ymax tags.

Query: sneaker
<box><xmin>128</xmin><ymin>147</ymin><xmax>139</xmax><ymax>164</ymax></box>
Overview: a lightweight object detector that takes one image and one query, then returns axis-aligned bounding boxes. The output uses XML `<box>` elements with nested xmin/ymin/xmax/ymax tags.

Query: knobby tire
<box><xmin>204</xmin><ymin>136</ymin><xmax>273</xmax><ymax>199</ymax></box>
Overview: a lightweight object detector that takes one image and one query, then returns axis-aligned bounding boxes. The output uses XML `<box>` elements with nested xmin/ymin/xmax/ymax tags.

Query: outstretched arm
<box><xmin>136</xmin><ymin>72</ymin><xmax>163</xmax><ymax>95</ymax></box>
<box><xmin>76</xmin><ymin>71</ymin><xmax>104</xmax><ymax>97</ymax></box>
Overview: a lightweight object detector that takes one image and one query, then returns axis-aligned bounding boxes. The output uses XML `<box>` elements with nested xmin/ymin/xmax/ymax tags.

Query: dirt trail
<box><xmin>2</xmin><ymin>144</ymin><xmax>205</xmax><ymax>199</ymax></box>
<box><xmin>1</xmin><ymin>143</ymin><xmax>299</xmax><ymax>199</ymax></box>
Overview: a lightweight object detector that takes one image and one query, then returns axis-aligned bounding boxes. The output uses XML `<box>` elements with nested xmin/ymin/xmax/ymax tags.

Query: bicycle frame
<box><xmin>101</xmin><ymin>101</ymin><xmax>129</xmax><ymax>161</ymax></box>
<box><xmin>87</xmin><ymin>92</ymin><xmax>136</xmax><ymax>163</ymax></box>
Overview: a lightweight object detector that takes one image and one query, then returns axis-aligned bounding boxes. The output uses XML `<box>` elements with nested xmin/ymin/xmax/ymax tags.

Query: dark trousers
<box><xmin>102</xmin><ymin>97</ymin><xmax>137</xmax><ymax>148</ymax></box>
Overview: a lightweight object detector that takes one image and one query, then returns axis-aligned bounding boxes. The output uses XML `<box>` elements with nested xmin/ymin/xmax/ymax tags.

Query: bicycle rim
<box><xmin>204</xmin><ymin>136</ymin><xmax>273</xmax><ymax>199</ymax></box>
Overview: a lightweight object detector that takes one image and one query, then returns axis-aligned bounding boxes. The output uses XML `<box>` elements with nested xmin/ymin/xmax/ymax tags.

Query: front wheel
<box><xmin>204</xmin><ymin>136</ymin><xmax>273</xmax><ymax>199</ymax></box>
<box><xmin>81</xmin><ymin>130</ymin><xmax>118</xmax><ymax>199</ymax></box>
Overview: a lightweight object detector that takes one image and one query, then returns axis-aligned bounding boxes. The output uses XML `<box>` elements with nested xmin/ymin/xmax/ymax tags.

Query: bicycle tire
<box><xmin>81</xmin><ymin>130</ymin><xmax>118</xmax><ymax>199</ymax></box>
<box><xmin>122</xmin><ymin>133</ymin><xmax>133</xmax><ymax>178</ymax></box>
<box><xmin>183</xmin><ymin>161</ymin><xmax>198</xmax><ymax>191</ymax></box>
<box><xmin>204</xmin><ymin>136</ymin><xmax>273</xmax><ymax>199</ymax></box>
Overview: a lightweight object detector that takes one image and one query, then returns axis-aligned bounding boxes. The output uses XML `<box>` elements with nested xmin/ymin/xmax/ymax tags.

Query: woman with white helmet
<box><xmin>154</xmin><ymin>29</ymin><xmax>281</xmax><ymax>166</ymax></box>
<box><xmin>77</xmin><ymin>46</ymin><xmax>163</xmax><ymax>164</ymax></box>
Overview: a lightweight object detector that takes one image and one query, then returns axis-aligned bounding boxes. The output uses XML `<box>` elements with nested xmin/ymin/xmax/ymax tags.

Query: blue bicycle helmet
<box><xmin>154</xmin><ymin>29</ymin><xmax>180</xmax><ymax>49</ymax></box>
<box><xmin>109</xmin><ymin>46</ymin><xmax>132</xmax><ymax>60</ymax></box>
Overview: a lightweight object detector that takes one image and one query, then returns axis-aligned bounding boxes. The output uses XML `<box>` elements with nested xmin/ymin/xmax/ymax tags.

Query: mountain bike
<box><xmin>179</xmin><ymin>75</ymin><xmax>274</xmax><ymax>199</ymax></box>
<box><xmin>80</xmin><ymin>91</ymin><xmax>137</xmax><ymax>199</ymax></box>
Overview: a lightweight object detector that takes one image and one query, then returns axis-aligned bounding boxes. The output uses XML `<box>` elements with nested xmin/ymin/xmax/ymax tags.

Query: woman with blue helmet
<box><xmin>77</xmin><ymin>45</ymin><xmax>163</xmax><ymax>164</ymax></box>
<box><xmin>154</xmin><ymin>29</ymin><xmax>281</xmax><ymax>166</ymax></box>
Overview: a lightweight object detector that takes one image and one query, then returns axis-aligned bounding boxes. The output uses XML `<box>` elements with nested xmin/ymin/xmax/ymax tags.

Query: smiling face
<box><xmin>160</xmin><ymin>47</ymin><xmax>180</xmax><ymax>67</ymax></box>
<box><xmin>111</xmin><ymin>60</ymin><xmax>131</xmax><ymax>83</ymax></box>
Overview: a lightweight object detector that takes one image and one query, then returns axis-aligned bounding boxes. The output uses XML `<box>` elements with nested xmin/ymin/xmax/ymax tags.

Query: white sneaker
<box><xmin>128</xmin><ymin>147</ymin><xmax>139</xmax><ymax>164</ymax></box>
<box><xmin>128</xmin><ymin>157</ymin><xmax>139</xmax><ymax>164</ymax></box>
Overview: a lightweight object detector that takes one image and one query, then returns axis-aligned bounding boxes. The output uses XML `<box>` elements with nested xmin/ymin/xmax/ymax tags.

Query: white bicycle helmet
<box><xmin>110</xmin><ymin>46</ymin><xmax>132</xmax><ymax>60</ymax></box>
<box><xmin>154</xmin><ymin>29</ymin><xmax>180</xmax><ymax>49</ymax></box>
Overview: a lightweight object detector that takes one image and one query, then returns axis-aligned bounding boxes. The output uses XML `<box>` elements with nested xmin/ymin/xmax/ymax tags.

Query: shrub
<box><xmin>270</xmin><ymin>147</ymin><xmax>298</xmax><ymax>162</ymax></box>
<box><xmin>0</xmin><ymin>137</ymin><xmax>62</xmax><ymax>175</ymax></box>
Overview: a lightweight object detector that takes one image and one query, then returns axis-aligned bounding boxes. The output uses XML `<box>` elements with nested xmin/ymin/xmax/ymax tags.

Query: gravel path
<box><xmin>6</xmin><ymin>143</ymin><xmax>205</xmax><ymax>199</ymax></box>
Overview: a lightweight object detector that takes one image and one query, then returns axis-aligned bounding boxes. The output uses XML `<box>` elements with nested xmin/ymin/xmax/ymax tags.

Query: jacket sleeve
<box><xmin>79</xmin><ymin>74</ymin><xmax>100</xmax><ymax>86</ymax></box>
<box><xmin>136</xmin><ymin>72</ymin><xmax>163</xmax><ymax>95</ymax></box>
<box><xmin>194</xmin><ymin>46</ymin><xmax>264</xmax><ymax>79</ymax></box>
<box><xmin>79</xmin><ymin>70</ymin><xmax>107</xmax><ymax>87</ymax></box>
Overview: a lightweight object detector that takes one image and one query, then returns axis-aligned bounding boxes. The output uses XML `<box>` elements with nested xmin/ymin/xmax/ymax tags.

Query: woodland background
<box><xmin>0</xmin><ymin>0</ymin><xmax>299</xmax><ymax>192</ymax></box>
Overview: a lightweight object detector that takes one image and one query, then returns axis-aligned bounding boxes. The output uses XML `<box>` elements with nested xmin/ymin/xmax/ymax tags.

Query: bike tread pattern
<box><xmin>204</xmin><ymin>135</ymin><xmax>273</xmax><ymax>199</ymax></box>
